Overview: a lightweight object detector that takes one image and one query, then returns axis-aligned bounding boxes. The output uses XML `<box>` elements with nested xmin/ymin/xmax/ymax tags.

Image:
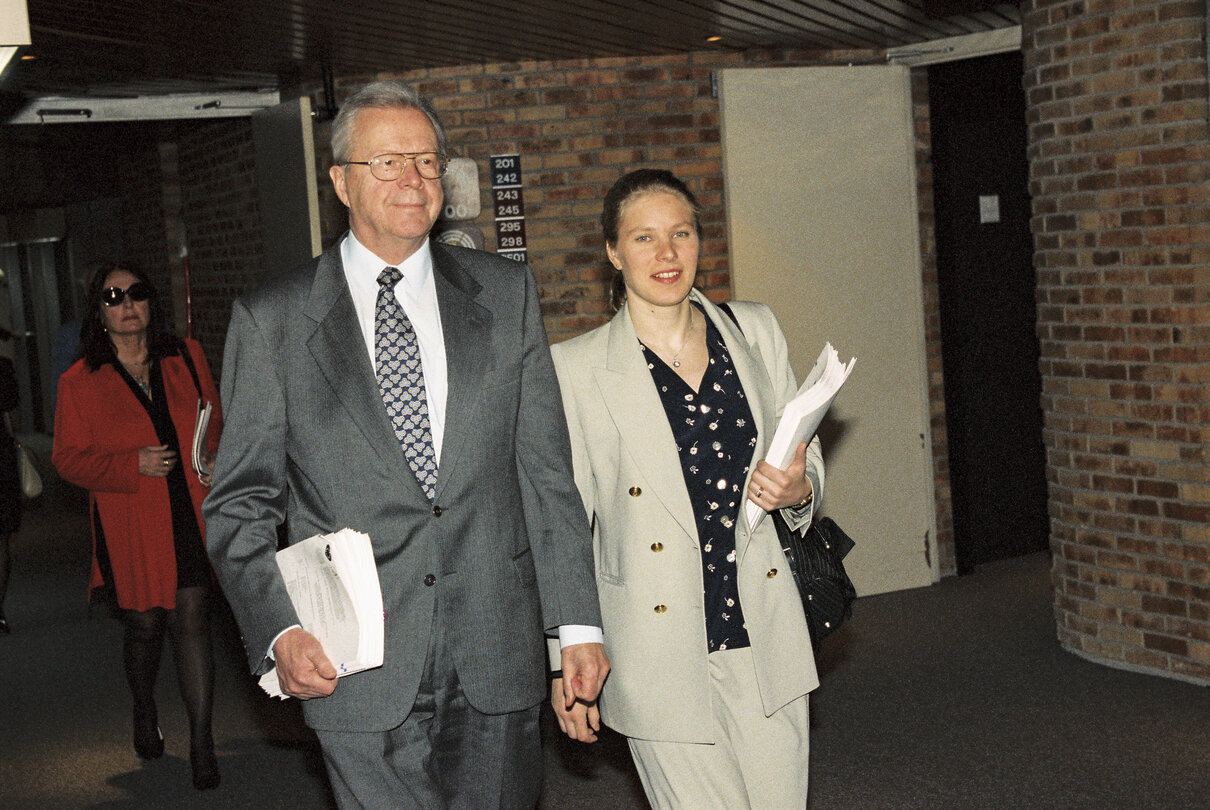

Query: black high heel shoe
<box><xmin>133</xmin><ymin>710</ymin><xmax>164</xmax><ymax>760</ymax></box>
<box><xmin>190</xmin><ymin>745</ymin><xmax>220</xmax><ymax>790</ymax></box>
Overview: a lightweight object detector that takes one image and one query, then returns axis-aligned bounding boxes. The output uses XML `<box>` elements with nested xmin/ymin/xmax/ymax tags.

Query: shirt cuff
<box><xmin>267</xmin><ymin>624</ymin><xmax>302</xmax><ymax>661</ymax></box>
<box><xmin>558</xmin><ymin>624</ymin><xmax>604</xmax><ymax>648</ymax></box>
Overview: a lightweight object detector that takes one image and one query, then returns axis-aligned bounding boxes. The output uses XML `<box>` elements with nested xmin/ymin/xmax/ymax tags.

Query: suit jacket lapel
<box><xmin>595</xmin><ymin>304</ymin><xmax>699</xmax><ymax>544</ymax></box>
<box><xmin>302</xmin><ymin>245</ymin><xmax>419</xmax><ymax>477</ymax></box>
<box><xmin>430</xmin><ymin>244</ymin><xmax>491</xmax><ymax>500</ymax></box>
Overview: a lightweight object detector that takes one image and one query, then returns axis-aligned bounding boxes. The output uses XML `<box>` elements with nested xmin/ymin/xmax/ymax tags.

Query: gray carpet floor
<box><xmin>1</xmin><ymin>434</ymin><xmax>1207</xmax><ymax>809</ymax></box>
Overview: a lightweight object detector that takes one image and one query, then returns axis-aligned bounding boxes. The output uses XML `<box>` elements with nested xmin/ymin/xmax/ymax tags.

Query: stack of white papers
<box><xmin>191</xmin><ymin>399</ymin><xmax>212</xmax><ymax>478</ymax></box>
<box><xmin>259</xmin><ymin>528</ymin><xmax>385</xmax><ymax>699</ymax></box>
<box><xmin>746</xmin><ymin>343</ymin><xmax>856</xmax><ymax>532</ymax></box>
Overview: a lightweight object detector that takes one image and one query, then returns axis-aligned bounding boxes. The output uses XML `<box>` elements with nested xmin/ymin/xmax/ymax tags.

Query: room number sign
<box><xmin>491</xmin><ymin>154</ymin><xmax>527</xmax><ymax>263</ymax></box>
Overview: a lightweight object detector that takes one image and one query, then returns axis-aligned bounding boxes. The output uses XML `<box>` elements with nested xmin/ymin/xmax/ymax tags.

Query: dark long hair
<box><xmin>79</xmin><ymin>262</ymin><xmax>180</xmax><ymax>371</ymax></box>
<box><xmin>600</xmin><ymin>169</ymin><xmax>703</xmax><ymax>311</ymax></box>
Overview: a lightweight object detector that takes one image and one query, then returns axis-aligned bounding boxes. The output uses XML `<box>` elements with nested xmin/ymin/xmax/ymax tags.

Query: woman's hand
<box><xmin>550</xmin><ymin>677</ymin><xmax>602</xmax><ymax>743</ymax></box>
<box><xmin>747</xmin><ymin>441</ymin><xmax>813</xmax><ymax>510</ymax></box>
<box><xmin>137</xmin><ymin>445</ymin><xmax>178</xmax><ymax>477</ymax></box>
<box><xmin>199</xmin><ymin>453</ymin><xmax>215</xmax><ymax>487</ymax></box>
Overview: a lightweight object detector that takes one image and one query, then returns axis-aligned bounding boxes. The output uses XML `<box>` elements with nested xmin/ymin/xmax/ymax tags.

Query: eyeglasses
<box><xmin>101</xmin><ymin>282</ymin><xmax>153</xmax><ymax>307</ymax></box>
<box><xmin>342</xmin><ymin>152</ymin><xmax>449</xmax><ymax>181</ymax></box>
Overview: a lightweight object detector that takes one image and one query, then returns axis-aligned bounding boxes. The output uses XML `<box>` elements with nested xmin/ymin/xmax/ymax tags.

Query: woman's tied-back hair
<box><xmin>601</xmin><ymin>168</ymin><xmax>702</xmax><ymax>247</ymax></box>
<box><xmin>330</xmin><ymin>80</ymin><xmax>449</xmax><ymax>165</ymax></box>
<box><xmin>601</xmin><ymin>169</ymin><xmax>703</xmax><ymax>310</ymax></box>
<box><xmin>79</xmin><ymin>262</ymin><xmax>180</xmax><ymax>372</ymax></box>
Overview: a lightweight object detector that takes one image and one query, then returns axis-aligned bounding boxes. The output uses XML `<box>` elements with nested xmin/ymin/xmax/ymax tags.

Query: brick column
<box><xmin>1022</xmin><ymin>0</ymin><xmax>1210</xmax><ymax>682</ymax></box>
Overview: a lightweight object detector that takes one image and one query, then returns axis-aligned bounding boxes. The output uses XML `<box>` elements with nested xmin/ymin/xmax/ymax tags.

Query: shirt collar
<box><xmin>343</xmin><ymin>231</ymin><xmax>433</xmax><ymax>293</ymax></box>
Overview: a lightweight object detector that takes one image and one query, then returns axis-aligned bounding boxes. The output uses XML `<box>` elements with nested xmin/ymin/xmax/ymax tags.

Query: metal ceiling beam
<box><xmin>6</xmin><ymin>89</ymin><xmax>281</xmax><ymax>124</ymax></box>
<box><xmin>884</xmin><ymin>25</ymin><xmax>1020</xmax><ymax>66</ymax></box>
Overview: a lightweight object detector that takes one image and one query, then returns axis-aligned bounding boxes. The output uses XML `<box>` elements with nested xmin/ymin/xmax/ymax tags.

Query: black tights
<box><xmin>122</xmin><ymin>586</ymin><xmax>214</xmax><ymax>753</ymax></box>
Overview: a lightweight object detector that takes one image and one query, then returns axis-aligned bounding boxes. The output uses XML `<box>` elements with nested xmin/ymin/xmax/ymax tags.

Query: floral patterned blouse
<box><xmin>640</xmin><ymin>308</ymin><xmax>758</xmax><ymax>652</ymax></box>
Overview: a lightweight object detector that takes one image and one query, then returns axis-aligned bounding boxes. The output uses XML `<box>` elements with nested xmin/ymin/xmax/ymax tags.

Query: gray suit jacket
<box><xmin>550</xmin><ymin>291</ymin><xmax>821</xmax><ymax>743</ymax></box>
<box><xmin>204</xmin><ymin>239</ymin><xmax>601</xmax><ymax>732</ymax></box>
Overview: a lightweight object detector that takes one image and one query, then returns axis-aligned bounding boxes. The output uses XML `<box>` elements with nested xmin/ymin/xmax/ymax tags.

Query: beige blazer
<box><xmin>550</xmin><ymin>290</ymin><xmax>822</xmax><ymax>744</ymax></box>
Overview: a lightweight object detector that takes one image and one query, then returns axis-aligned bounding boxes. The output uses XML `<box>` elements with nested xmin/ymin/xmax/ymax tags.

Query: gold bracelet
<box><xmin>792</xmin><ymin>490</ymin><xmax>813</xmax><ymax>509</ymax></box>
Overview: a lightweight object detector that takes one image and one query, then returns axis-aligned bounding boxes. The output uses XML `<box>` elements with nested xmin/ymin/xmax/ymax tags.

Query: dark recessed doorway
<box><xmin>929</xmin><ymin>51</ymin><xmax>1050</xmax><ymax>574</ymax></box>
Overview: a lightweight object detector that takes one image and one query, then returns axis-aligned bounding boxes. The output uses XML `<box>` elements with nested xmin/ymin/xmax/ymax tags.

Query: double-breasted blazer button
<box><xmin>629</xmin><ymin>486</ymin><xmax>642</xmax><ymax>497</ymax></box>
<box><xmin>767</xmin><ymin>568</ymin><xmax>778</xmax><ymax>578</ymax></box>
<box><xmin>432</xmin><ymin>505</ymin><xmax>443</xmax><ymax>517</ymax></box>
<box><xmin>424</xmin><ymin>574</ymin><xmax>436</xmax><ymax>586</ymax></box>
<box><xmin>653</xmin><ymin>604</ymin><xmax>667</xmax><ymax>613</ymax></box>
<box><xmin>650</xmin><ymin>542</ymin><xmax>664</xmax><ymax>552</ymax></box>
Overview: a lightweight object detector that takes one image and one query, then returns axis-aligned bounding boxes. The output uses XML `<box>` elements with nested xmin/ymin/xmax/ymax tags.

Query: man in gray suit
<box><xmin>204</xmin><ymin>80</ymin><xmax>608</xmax><ymax>808</ymax></box>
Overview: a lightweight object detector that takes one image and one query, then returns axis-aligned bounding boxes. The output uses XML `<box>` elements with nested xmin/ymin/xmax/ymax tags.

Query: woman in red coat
<box><xmin>53</xmin><ymin>262</ymin><xmax>223</xmax><ymax>790</ymax></box>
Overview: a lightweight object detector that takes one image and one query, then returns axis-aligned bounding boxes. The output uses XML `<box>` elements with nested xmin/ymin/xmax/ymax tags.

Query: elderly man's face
<box><xmin>330</xmin><ymin>106</ymin><xmax>444</xmax><ymax>265</ymax></box>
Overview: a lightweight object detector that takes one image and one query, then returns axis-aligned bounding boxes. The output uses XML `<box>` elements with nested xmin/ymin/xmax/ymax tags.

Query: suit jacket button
<box><xmin>432</xmin><ymin>505</ymin><xmax>443</xmax><ymax>517</ymax></box>
<box><xmin>767</xmin><ymin>568</ymin><xmax>778</xmax><ymax>578</ymax></box>
<box><xmin>650</xmin><ymin>541</ymin><xmax>664</xmax><ymax>552</ymax></box>
<box><xmin>424</xmin><ymin>574</ymin><xmax>436</xmax><ymax>586</ymax></box>
<box><xmin>653</xmin><ymin>604</ymin><xmax>667</xmax><ymax>613</ymax></box>
<box><xmin>629</xmin><ymin>486</ymin><xmax>642</xmax><ymax>496</ymax></box>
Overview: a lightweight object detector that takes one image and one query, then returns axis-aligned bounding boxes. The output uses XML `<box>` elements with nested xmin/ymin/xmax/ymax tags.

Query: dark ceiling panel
<box><xmin>6</xmin><ymin>0</ymin><xmax>1021</xmax><ymax>100</ymax></box>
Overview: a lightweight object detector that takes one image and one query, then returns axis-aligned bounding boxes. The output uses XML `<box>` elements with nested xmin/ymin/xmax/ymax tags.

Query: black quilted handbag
<box><xmin>773</xmin><ymin>512</ymin><xmax>857</xmax><ymax>647</ymax></box>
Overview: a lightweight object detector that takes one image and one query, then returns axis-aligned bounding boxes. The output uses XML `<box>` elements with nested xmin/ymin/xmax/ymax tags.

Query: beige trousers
<box><xmin>627</xmin><ymin>646</ymin><xmax>811</xmax><ymax>810</ymax></box>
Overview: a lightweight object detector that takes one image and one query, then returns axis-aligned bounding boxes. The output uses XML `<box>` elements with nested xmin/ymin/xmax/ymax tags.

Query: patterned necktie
<box><xmin>375</xmin><ymin>266</ymin><xmax>438</xmax><ymax>499</ymax></box>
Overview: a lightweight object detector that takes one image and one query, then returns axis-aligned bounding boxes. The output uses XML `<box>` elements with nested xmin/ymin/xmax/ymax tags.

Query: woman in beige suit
<box><xmin>549</xmin><ymin>169</ymin><xmax>824</xmax><ymax>809</ymax></box>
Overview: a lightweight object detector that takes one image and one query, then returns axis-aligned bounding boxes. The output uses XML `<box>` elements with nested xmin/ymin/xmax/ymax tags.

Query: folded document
<box><xmin>191</xmin><ymin>399</ymin><xmax>212</xmax><ymax>477</ymax></box>
<box><xmin>746</xmin><ymin>343</ymin><xmax>856</xmax><ymax>532</ymax></box>
<box><xmin>259</xmin><ymin>528</ymin><xmax>385</xmax><ymax>699</ymax></box>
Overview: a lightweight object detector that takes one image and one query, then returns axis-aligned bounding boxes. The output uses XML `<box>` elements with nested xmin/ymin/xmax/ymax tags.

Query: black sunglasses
<box><xmin>101</xmin><ymin>282</ymin><xmax>154</xmax><ymax>307</ymax></box>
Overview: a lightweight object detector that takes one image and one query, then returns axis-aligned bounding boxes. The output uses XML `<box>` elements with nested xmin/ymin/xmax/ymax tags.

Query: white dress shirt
<box><xmin>342</xmin><ymin>232</ymin><xmax>448</xmax><ymax>462</ymax></box>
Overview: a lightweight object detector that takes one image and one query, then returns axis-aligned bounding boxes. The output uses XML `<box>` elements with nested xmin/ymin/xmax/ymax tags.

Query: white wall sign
<box><xmin>441</xmin><ymin>157</ymin><xmax>481</xmax><ymax>221</ymax></box>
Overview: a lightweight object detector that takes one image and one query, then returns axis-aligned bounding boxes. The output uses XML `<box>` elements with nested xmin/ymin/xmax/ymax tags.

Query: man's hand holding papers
<box><xmin>272</xmin><ymin>627</ymin><xmax>339</xmax><ymax>699</ymax></box>
<box><xmin>259</xmin><ymin>528</ymin><xmax>385</xmax><ymax>699</ymax></box>
<box><xmin>746</xmin><ymin>343</ymin><xmax>855</xmax><ymax>532</ymax></box>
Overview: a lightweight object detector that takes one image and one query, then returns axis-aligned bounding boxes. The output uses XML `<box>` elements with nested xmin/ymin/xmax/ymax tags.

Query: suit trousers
<box><xmin>315</xmin><ymin>602</ymin><xmax>543</xmax><ymax>810</ymax></box>
<box><xmin>627</xmin><ymin>646</ymin><xmax>810</xmax><ymax>810</ymax></box>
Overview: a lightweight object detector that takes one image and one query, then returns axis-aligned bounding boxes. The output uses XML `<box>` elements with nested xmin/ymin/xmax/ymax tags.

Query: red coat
<box><xmin>52</xmin><ymin>339</ymin><xmax>223</xmax><ymax>611</ymax></box>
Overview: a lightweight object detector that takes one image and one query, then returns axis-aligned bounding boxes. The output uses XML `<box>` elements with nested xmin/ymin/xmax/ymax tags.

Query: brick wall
<box><xmin>175</xmin><ymin>118</ymin><xmax>265</xmax><ymax>372</ymax></box>
<box><xmin>116</xmin><ymin>140</ymin><xmax>175</xmax><ymax>326</ymax></box>
<box><xmin>1022</xmin><ymin>0</ymin><xmax>1210</xmax><ymax>683</ymax></box>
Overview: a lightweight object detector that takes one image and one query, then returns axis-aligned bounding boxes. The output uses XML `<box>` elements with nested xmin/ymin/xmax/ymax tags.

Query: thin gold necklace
<box><xmin>642</xmin><ymin>315</ymin><xmax>697</xmax><ymax>368</ymax></box>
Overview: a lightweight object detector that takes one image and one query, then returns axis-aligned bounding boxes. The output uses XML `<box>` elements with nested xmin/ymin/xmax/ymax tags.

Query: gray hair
<box><xmin>330</xmin><ymin>80</ymin><xmax>448</xmax><ymax>165</ymax></box>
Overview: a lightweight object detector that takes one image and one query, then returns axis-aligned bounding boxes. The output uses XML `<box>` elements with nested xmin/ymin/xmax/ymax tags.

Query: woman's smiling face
<box><xmin>608</xmin><ymin>190</ymin><xmax>701</xmax><ymax>312</ymax></box>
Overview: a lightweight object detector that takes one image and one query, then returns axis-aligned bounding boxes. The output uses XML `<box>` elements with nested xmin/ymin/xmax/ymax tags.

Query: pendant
<box><xmin>672</xmin><ymin>358</ymin><xmax>681</xmax><ymax>368</ymax></box>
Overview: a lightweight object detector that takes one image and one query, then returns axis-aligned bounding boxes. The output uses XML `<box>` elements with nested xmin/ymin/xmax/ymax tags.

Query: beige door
<box><xmin>719</xmin><ymin>65</ymin><xmax>937</xmax><ymax>595</ymax></box>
